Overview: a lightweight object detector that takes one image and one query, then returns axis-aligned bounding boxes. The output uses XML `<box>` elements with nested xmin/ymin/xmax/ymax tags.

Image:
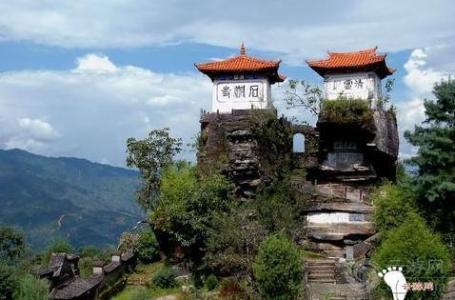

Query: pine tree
<box><xmin>404</xmin><ymin>79</ymin><xmax>455</xmax><ymax>232</ymax></box>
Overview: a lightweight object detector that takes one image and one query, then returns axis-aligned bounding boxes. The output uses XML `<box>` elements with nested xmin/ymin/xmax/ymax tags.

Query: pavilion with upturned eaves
<box><xmin>195</xmin><ymin>43</ymin><xmax>286</xmax><ymax>113</ymax></box>
<box><xmin>307</xmin><ymin>47</ymin><xmax>395</xmax><ymax>106</ymax></box>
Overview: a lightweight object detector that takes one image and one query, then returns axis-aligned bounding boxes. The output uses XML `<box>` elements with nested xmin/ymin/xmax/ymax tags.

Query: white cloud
<box><xmin>18</xmin><ymin>117</ymin><xmax>60</xmax><ymax>141</ymax></box>
<box><xmin>397</xmin><ymin>47</ymin><xmax>453</xmax><ymax>158</ymax></box>
<box><xmin>403</xmin><ymin>49</ymin><xmax>447</xmax><ymax>96</ymax></box>
<box><xmin>0</xmin><ymin>54</ymin><xmax>211</xmax><ymax>165</ymax></box>
<box><xmin>75</xmin><ymin>54</ymin><xmax>118</xmax><ymax>73</ymax></box>
<box><xmin>0</xmin><ymin>1</ymin><xmax>454</xmax><ymax>62</ymax></box>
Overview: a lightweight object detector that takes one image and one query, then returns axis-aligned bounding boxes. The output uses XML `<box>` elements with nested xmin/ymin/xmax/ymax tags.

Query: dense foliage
<box><xmin>13</xmin><ymin>275</ymin><xmax>49</xmax><ymax>300</ymax></box>
<box><xmin>253</xmin><ymin>234</ymin><xmax>303</xmax><ymax>300</ymax></box>
<box><xmin>152</xmin><ymin>267</ymin><xmax>177</xmax><ymax>288</ymax></box>
<box><xmin>404</xmin><ymin>79</ymin><xmax>455</xmax><ymax>233</ymax></box>
<box><xmin>372</xmin><ymin>183</ymin><xmax>416</xmax><ymax>235</ymax></box>
<box><xmin>204</xmin><ymin>202</ymin><xmax>267</xmax><ymax>275</ymax></box>
<box><xmin>205</xmin><ymin>274</ymin><xmax>218</xmax><ymax>291</ymax></box>
<box><xmin>126</xmin><ymin>128</ymin><xmax>182</xmax><ymax>210</ymax></box>
<box><xmin>137</xmin><ymin>230</ymin><xmax>160</xmax><ymax>263</ymax></box>
<box><xmin>151</xmin><ymin>162</ymin><xmax>231</xmax><ymax>258</ymax></box>
<box><xmin>0</xmin><ymin>263</ymin><xmax>16</xmax><ymax>300</ymax></box>
<box><xmin>0</xmin><ymin>226</ymin><xmax>25</xmax><ymax>263</ymax></box>
<box><xmin>373</xmin><ymin>212</ymin><xmax>451</xmax><ymax>300</ymax></box>
<box><xmin>320</xmin><ymin>98</ymin><xmax>371</xmax><ymax>124</ymax></box>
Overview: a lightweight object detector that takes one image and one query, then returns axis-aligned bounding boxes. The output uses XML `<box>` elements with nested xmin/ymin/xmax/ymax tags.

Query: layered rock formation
<box><xmin>198</xmin><ymin>109</ymin><xmax>292</xmax><ymax>199</ymax></box>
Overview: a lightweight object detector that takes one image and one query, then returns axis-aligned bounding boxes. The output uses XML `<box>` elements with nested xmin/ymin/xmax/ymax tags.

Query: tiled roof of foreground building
<box><xmin>307</xmin><ymin>47</ymin><xmax>395</xmax><ymax>79</ymax></box>
<box><xmin>195</xmin><ymin>43</ymin><xmax>286</xmax><ymax>83</ymax></box>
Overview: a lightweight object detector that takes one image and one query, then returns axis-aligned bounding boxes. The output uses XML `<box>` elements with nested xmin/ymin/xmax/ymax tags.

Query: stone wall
<box><xmin>41</xmin><ymin>251</ymin><xmax>137</xmax><ymax>300</ymax></box>
<box><xmin>198</xmin><ymin>109</ymin><xmax>293</xmax><ymax>199</ymax></box>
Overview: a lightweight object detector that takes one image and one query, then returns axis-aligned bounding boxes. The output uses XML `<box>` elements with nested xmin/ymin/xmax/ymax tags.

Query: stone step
<box><xmin>307</xmin><ymin>265</ymin><xmax>335</xmax><ymax>271</ymax></box>
<box><xmin>307</xmin><ymin>259</ymin><xmax>336</xmax><ymax>265</ymax></box>
<box><xmin>308</xmin><ymin>272</ymin><xmax>335</xmax><ymax>279</ymax></box>
<box><xmin>308</xmin><ymin>278</ymin><xmax>336</xmax><ymax>284</ymax></box>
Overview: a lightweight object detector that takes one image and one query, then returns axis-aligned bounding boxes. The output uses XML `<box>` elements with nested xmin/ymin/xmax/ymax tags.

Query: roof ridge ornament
<box><xmin>240</xmin><ymin>42</ymin><xmax>246</xmax><ymax>55</ymax></box>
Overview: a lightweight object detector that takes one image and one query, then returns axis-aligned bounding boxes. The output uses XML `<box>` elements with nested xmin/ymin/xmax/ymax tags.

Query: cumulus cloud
<box><xmin>18</xmin><ymin>117</ymin><xmax>60</xmax><ymax>140</ymax></box>
<box><xmin>0</xmin><ymin>1</ymin><xmax>454</xmax><ymax>62</ymax></box>
<box><xmin>397</xmin><ymin>48</ymin><xmax>453</xmax><ymax>158</ymax></box>
<box><xmin>0</xmin><ymin>54</ymin><xmax>211</xmax><ymax>164</ymax></box>
<box><xmin>75</xmin><ymin>54</ymin><xmax>118</xmax><ymax>73</ymax></box>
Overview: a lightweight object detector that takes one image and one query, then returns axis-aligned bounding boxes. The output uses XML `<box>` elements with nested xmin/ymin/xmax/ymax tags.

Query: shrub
<box><xmin>218</xmin><ymin>278</ymin><xmax>249</xmax><ymax>299</ymax></box>
<box><xmin>117</xmin><ymin>232</ymin><xmax>139</xmax><ymax>253</ymax></box>
<box><xmin>205</xmin><ymin>274</ymin><xmax>218</xmax><ymax>291</ymax></box>
<box><xmin>204</xmin><ymin>202</ymin><xmax>267</xmax><ymax>275</ymax></box>
<box><xmin>13</xmin><ymin>274</ymin><xmax>49</xmax><ymax>300</ymax></box>
<box><xmin>256</xmin><ymin>179</ymin><xmax>307</xmax><ymax>240</ymax></box>
<box><xmin>152</xmin><ymin>162</ymin><xmax>230</xmax><ymax>254</ymax></box>
<box><xmin>137</xmin><ymin>230</ymin><xmax>160</xmax><ymax>263</ymax></box>
<box><xmin>0</xmin><ymin>263</ymin><xmax>17</xmax><ymax>300</ymax></box>
<box><xmin>253</xmin><ymin>234</ymin><xmax>303</xmax><ymax>300</ymax></box>
<box><xmin>320</xmin><ymin>98</ymin><xmax>371</xmax><ymax>124</ymax></box>
<box><xmin>373</xmin><ymin>212</ymin><xmax>451</xmax><ymax>300</ymax></box>
<box><xmin>152</xmin><ymin>267</ymin><xmax>177</xmax><ymax>288</ymax></box>
<box><xmin>43</xmin><ymin>239</ymin><xmax>73</xmax><ymax>262</ymax></box>
<box><xmin>0</xmin><ymin>226</ymin><xmax>25</xmax><ymax>262</ymax></box>
<box><xmin>372</xmin><ymin>183</ymin><xmax>416</xmax><ymax>235</ymax></box>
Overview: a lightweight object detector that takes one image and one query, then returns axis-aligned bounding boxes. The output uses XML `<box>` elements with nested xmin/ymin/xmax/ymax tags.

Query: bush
<box><xmin>0</xmin><ymin>226</ymin><xmax>25</xmax><ymax>262</ymax></box>
<box><xmin>204</xmin><ymin>202</ymin><xmax>267</xmax><ymax>275</ymax></box>
<box><xmin>152</xmin><ymin>267</ymin><xmax>177</xmax><ymax>288</ymax></box>
<box><xmin>372</xmin><ymin>183</ymin><xmax>416</xmax><ymax>235</ymax></box>
<box><xmin>43</xmin><ymin>239</ymin><xmax>73</xmax><ymax>262</ymax></box>
<box><xmin>218</xmin><ymin>277</ymin><xmax>249</xmax><ymax>299</ymax></box>
<box><xmin>320</xmin><ymin>98</ymin><xmax>371</xmax><ymax>123</ymax></box>
<box><xmin>205</xmin><ymin>274</ymin><xmax>218</xmax><ymax>291</ymax></box>
<box><xmin>253</xmin><ymin>234</ymin><xmax>303</xmax><ymax>300</ymax></box>
<box><xmin>117</xmin><ymin>232</ymin><xmax>139</xmax><ymax>253</ymax></box>
<box><xmin>137</xmin><ymin>230</ymin><xmax>160</xmax><ymax>263</ymax></box>
<box><xmin>256</xmin><ymin>179</ymin><xmax>307</xmax><ymax>240</ymax></box>
<box><xmin>13</xmin><ymin>274</ymin><xmax>49</xmax><ymax>300</ymax></box>
<box><xmin>0</xmin><ymin>263</ymin><xmax>17</xmax><ymax>300</ymax></box>
<box><xmin>152</xmin><ymin>162</ymin><xmax>230</xmax><ymax>254</ymax></box>
<box><xmin>373</xmin><ymin>212</ymin><xmax>451</xmax><ymax>300</ymax></box>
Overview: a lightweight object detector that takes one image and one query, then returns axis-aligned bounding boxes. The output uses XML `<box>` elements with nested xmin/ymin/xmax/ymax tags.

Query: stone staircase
<box><xmin>305</xmin><ymin>259</ymin><xmax>371</xmax><ymax>300</ymax></box>
<box><xmin>306</xmin><ymin>259</ymin><xmax>337</xmax><ymax>284</ymax></box>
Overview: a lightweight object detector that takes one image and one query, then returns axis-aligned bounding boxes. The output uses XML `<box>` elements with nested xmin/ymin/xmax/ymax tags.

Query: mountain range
<box><xmin>0</xmin><ymin>149</ymin><xmax>143</xmax><ymax>250</ymax></box>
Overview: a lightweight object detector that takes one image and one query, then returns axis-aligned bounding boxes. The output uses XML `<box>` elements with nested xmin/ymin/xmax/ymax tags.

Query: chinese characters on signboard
<box><xmin>217</xmin><ymin>81</ymin><xmax>263</xmax><ymax>102</ymax></box>
<box><xmin>339</xmin><ymin>79</ymin><xmax>364</xmax><ymax>90</ymax></box>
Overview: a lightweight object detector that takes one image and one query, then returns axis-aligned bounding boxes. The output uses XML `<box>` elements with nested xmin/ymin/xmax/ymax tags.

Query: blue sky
<box><xmin>0</xmin><ymin>1</ymin><xmax>453</xmax><ymax>166</ymax></box>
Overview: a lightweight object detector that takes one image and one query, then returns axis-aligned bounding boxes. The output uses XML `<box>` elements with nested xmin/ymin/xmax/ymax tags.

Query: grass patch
<box><xmin>300</xmin><ymin>249</ymin><xmax>326</xmax><ymax>259</ymax></box>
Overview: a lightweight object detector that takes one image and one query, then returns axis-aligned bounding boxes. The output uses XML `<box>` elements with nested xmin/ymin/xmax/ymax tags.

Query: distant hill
<box><xmin>0</xmin><ymin>149</ymin><xmax>143</xmax><ymax>250</ymax></box>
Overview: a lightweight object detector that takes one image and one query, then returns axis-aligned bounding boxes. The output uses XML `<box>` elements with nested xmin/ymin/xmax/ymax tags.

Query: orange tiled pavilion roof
<box><xmin>307</xmin><ymin>47</ymin><xmax>395</xmax><ymax>79</ymax></box>
<box><xmin>195</xmin><ymin>43</ymin><xmax>285</xmax><ymax>83</ymax></box>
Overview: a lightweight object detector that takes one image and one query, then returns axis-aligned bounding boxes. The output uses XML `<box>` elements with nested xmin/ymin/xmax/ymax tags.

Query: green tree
<box><xmin>151</xmin><ymin>162</ymin><xmax>231</xmax><ymax>260</ymax></box>
<box><xmin>374</xmin><ymin>212</ymin><xmax>451</xmax><ymax>300</ymax></box>
<box><xmin>0</xmin><ymin>226</ymin><xmax>25</xmax><ymax>263</ymax></box>
<box><xmin>126</xmin><ymin>128</ymin><xmax>182</xmax><ymax>210</ymax></box>
<box><xmin>404</xmin><ymin>79</ymin><xmax>455</xmax><ymax>233</ymax></box>
<box><xmin>204</xmin><ymin>202</ymin><xmax>267</xmax><ymax>275</ymax></box>
<box><xmin>137</xmin><ymin>230</ymin><xmax>160</xmax><ymax>263</ymax></box>
<box><xmin>372</xmin><ymin>183</ymin><xmax>416</xmax><ymax>235</ymax></box>
<box><xmin>0</xmin><ymin>263</ymin><xmax>17</xmax><ymax>300</ymax></box>
<box><xmin>13</xmin><ymin>274</ymin><xmax>49</xmax><ymax>300</ymax></box>
<box><xmin>253</xmin><ymin>234</ymin><xmax>303</xmax><ymax>300</ymax></box>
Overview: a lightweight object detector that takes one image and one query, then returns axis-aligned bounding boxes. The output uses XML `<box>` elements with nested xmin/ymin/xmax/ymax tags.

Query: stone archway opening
<box><xmin>292</xmin><ymin>133</ymin><xmax>305</xmax><ymax>153</ymax></box>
